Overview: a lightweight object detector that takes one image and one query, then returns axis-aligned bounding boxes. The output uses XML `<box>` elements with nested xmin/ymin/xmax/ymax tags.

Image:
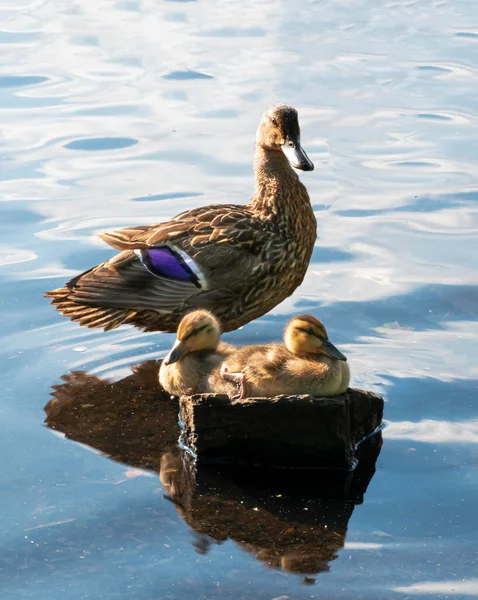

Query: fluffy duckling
<box><xmin>159</xmin><ymin>310</ymin><xmax>237</xmax><ymax>396</ymax></box>
<box><xmin>219</xmin><ymin>314</ymin><xmax>350</xmax><ymax>399</ymax></box>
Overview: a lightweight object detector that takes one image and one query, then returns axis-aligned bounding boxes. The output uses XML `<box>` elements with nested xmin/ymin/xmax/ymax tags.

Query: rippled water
<box><xmin>2</xmin><ymin>0</ymin><xmax>478</xmax><ymax>598</ymax></box>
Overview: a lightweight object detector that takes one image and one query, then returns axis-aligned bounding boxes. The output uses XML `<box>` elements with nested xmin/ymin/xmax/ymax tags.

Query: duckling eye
<box><xmin>288</xmin><ymin>140</ymin><xmax>294</xmax><ymax>148</ymax></box>
<box><xmin>270</xmin><ymin>117</ymin><xmax>278</xmax><ymax>127</ymax></box>
<box><xmin>296</xmin><ymin>327</ymin><xmax>314</xmax><ymax>335</ymax></box>
<box><xmin>185</xmin><ymin>324</ymin><xmax>207</xmax><ymax>339</ymax></box>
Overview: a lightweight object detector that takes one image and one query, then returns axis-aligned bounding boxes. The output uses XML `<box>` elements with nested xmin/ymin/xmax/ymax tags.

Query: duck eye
<box><xmin>188</xmin><ymin>324</ymin><xmax>208</xmax><ymax>338</ymax></box>
<box><xmin>288</xmin><ymin>140</ymin><xmax>294</xmax><ymax>148</ymax></box>
<box><xmin>296</xmin><ymin>327</ymin><xmax>315</xmax><ymax>335</ymax></box>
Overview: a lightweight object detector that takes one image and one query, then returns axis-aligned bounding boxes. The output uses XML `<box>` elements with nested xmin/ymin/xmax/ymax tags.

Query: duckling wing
<box><xmin>222</xmin><ymin>345</ymin><xmax>282</xmax><ymax>373</ymax></box>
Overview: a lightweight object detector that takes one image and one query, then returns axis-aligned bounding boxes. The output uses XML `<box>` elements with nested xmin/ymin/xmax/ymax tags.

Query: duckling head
<box><xmin>284</xmin><ymin>314</ymin><xmax>347</xmax><ymax>361</ymax></box>
<box><xmin>163</xmin><ymin>310</ymin><xmax>221</xmax><ymax>365</ymax></box>
<box><xmin>256</xmin><ymin>104</ymin><xmax>314</xmax><ymax>171</ymax></box>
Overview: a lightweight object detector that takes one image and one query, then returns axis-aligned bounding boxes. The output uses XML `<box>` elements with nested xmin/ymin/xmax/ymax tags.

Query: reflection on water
<box><xmin>160</xmin><ymin>445</ymin><xmax>381</xmax><ymax>583</ymax></box>
<box><xmin>2</xmin><ymin>0</ymin><xmax>478</xmax><ymax>597</ymax></box>
<box><xmin>45</xmin><ymin>361</ymin><xmax>177</xmax><ymax>472</ymax></box>
<box><xmin>44</xmin><ymin>361</ymin><xmax>382</xmax><ymax>583</ymax></box>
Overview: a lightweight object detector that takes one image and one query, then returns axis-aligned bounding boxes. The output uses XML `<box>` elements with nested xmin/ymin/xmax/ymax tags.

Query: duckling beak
<box><xmin>281</xmin><ymin>136</ymin><xmax>314</xmax><ymax>171</ymax></box>
<box><xmin>163</xmin><ymin>340</ymin><xmax>187</xmax><ymax>365</ymax></box>
<box><xmin>322</xmin><ymin>339</ymin><xmax>347</xmax><ymax>361</ymax></box>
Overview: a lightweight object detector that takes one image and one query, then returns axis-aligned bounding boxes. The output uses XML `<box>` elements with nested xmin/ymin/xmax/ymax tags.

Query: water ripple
<box><xmin>64</xmin><ymin>137</ymin><xmax>138</xmax><ymax>151</ymax></box>
<box><xmin>162</xmin><ymin>70</ymin><xmax>213</xmax><ymax>80</ymax></box>
<box><xmin>455</xmin><ymin>32</ymin><xmax>478</xmax><ymax>40</ymax></box>
<box><xmin>0</xmin><ymin>75</ymin><xmax>48</xmax><ymax>87</ymax></box>
<box><xmin>131</xmin><ymin>191</ymin><xmax>203</xmax><ymax>202</ymax></box>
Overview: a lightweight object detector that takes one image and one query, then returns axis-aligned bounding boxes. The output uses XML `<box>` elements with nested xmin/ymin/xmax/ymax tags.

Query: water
<box><xmin>1</xmin><ymin>0</ymin><xmax>478</xmax><ymax>597</ymax></box>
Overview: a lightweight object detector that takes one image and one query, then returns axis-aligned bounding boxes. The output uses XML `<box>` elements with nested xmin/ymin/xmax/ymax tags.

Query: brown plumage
<box><xmin>217</xmin><ymin>314</ymin><xmax>350</xmax><ymax>398</ymax></box>
<box><xmin>159</xmin><ymin>310</ymin><xmax>237</xmax><ymax>397</ymax></box>
<box><xmin>45</xmin><ymin>105</ymin><xmax>317</xmax><ymax>333</ymax></box>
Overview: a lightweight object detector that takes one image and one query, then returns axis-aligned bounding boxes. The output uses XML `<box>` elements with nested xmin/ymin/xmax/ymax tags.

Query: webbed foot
<box><xmin>220</xmin><ymin>364</ymin><xmax>249</xmax><ymax>399</ymax></box>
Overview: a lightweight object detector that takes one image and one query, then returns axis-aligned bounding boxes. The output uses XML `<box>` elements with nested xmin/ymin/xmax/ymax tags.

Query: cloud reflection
<box><xmin>384</xmin><ymin>419</ymin><xmax>478</xmax><ymax>444</ymax></box>
<box><xmin>395</xmin><ymin>579</ymin><xmax>478</xmax><ymax>595</ymax></box>
<box><xmin>346</xmin><ymin>320</ymin><xmax>478</xmax><ymax>388</ymax></box>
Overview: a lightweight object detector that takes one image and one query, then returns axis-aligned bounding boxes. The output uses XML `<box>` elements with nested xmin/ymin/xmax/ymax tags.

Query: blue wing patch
<box><xmin>138</xmin><ymin>246</ymin><xmax>202</xmax><ymax>288</ymax></box>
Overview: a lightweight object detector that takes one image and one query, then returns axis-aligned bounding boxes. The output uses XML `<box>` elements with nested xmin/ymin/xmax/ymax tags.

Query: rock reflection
<box><xmin>160</xmin><ymin>434</ymin><xmax>381</xmax><ymax>583</ymax></box>
<box><xmin>160</xmin><ymin>437</ymin><xmax>381</xmax><ymax>581</ymax></box>
<box><xmin>45</xmin><ymin>361</ymin><xmax>381</xmax><ymax>581</ymax></box>
<box><xmin>45</xmin><ymin>360</ymin><xmax>179</xmax><ymax>472</ymax></box>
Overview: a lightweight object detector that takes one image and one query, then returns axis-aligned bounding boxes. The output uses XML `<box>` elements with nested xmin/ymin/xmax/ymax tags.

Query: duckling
<box><xmin>159</xmin><ymin>310</ymin><xmax>238</xmax><ymax>397</ymax></box>
<box><xmin>219</xmin><ymin>314</ymin><xmax>350</xmax><ymax>399</ymax></box>
<box><xmin>45</xmin><ymin>104</ymin><xmax>316</xmax><ymax>334</ymax></box>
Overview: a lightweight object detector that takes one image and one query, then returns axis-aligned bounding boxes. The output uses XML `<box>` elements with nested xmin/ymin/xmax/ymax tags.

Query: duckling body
<box><xmin>46</xmin><ymin>105</ymin><xmax>316</xmax><ymax>333</ymax></box>
<box><xmin>159</xmin><ymin>310</ymin><xmax>237</xmax><ymax>396</ymax></box>
<box><xmin>219</xmin><ymin>315</ymin><xmax>350</xmax><ymax>398</ymax></box>
<box><xmin>160</xmin><ymin>344</ymin><xmax>235</xmax><ymax>396</ymax></box>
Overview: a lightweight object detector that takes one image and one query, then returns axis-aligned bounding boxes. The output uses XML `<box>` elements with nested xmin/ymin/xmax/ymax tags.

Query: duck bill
<box><xmin>322</xmin><ymin>339</ymin><xmax>347</xmax><ymax>361</ymax></box>
<box><xmin>281</xmin><ymin>136</ymin><xmax>314</xmax><ymax>171</ymax></box>
<box><xmin>163</xmin><ymin>340</ymin><xmax>187</xmax><ymax>365</ymax></box>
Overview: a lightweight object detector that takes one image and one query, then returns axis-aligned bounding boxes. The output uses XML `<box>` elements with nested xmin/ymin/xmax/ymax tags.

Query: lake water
<box><xmin>1</xmin><ymin>0</ymin><xmax>478</xmax><ymax>598</ymax></box>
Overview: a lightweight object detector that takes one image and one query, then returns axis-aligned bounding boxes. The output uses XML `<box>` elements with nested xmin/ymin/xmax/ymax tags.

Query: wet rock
<box><xmin>179</xmin><ymin>388</ymin><xmax>384</xmax><ymax>469</ymax></box>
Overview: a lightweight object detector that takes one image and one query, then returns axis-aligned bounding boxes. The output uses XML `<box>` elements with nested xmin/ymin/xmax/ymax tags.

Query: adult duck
<box><xmin>46</xmin><ymin>105</ymin><xmax>316</xmax><ymax>332</ymax></box>
<box><xmin>219</xmin><ymin>314</ymin><xmax>350</xmax><ymax>399</ymax></box>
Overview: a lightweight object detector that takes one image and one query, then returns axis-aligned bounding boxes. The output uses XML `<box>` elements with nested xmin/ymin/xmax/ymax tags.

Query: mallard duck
<box><xmin>45</xmin><ymin>104</ymin><xmax>316</xmax><ymax>333</ymax></box>
<box><xmin>219</xmin><ymin>314</ymin><xmax>350</xmax><ymax>398</ymax></box>
<box><xmin>159</xmin><ymin>310</ymin><xmax>238</xmax><ymax>396</ymax></box>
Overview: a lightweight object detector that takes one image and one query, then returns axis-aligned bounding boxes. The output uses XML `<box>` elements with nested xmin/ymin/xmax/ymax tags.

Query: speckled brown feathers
<box><xmin>45</xmin><ymin>105</ymin><xmax>317</xmax><ymax>333</ymax></box>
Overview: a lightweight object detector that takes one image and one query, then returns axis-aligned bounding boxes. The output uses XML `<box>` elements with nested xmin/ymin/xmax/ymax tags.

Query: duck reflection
<box><xmin>45</xmin><ymin>361</ymin><xmax>381</xmax><ymax>581</ymax></box>
<box><xmin>45</xmin><ymin>360</ymin><xmax>179</xmax><ymax>472</ymax></box>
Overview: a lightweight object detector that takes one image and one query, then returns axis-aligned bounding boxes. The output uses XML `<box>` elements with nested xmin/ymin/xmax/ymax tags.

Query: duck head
<box><xmin>163</xmin><ymin>310</ymin><xmax>221</xmax><ymax>365</ymax></box>
<box><xmin>284</xmin><ymin>314</ymin><xmax>347</xmax><ymax>361</ymax></box>
<box><xmin>256</xmin><ymin>104</ymin><xmax>314</xmax><ymax>171</ymax></box>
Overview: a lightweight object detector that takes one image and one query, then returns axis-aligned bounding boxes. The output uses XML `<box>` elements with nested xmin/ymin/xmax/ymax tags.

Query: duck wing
<box><xmin>61</xmin><ymin>249</ymin><xmax>202</xmax><ymax>314</ymax></box>
<box><xmin>47</xmin><ymin>204</ymin><xmax>273</xmax><ymax>326</ymax></box>
<box><xmin>99</xmin><ymin>204</ymin><xmax>265</xmax><ymax>255</ymax></box>
<box><xmin>98</xmin><ymin>203</ymin><xmax>269</xmax><ymax>289</ymax></box>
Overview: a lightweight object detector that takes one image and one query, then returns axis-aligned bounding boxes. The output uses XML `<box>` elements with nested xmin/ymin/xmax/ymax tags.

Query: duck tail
<box><xmin>44</xmin><ymin>286</ymin><xmax>138</xmax><ymax>331</ymax></box>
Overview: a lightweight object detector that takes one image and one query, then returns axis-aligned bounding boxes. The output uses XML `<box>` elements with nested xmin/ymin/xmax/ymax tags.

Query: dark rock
<box><xmin>179</xmin><ymin>388</ymin><xmax>384</xmax><ymax>469</ymax></box>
